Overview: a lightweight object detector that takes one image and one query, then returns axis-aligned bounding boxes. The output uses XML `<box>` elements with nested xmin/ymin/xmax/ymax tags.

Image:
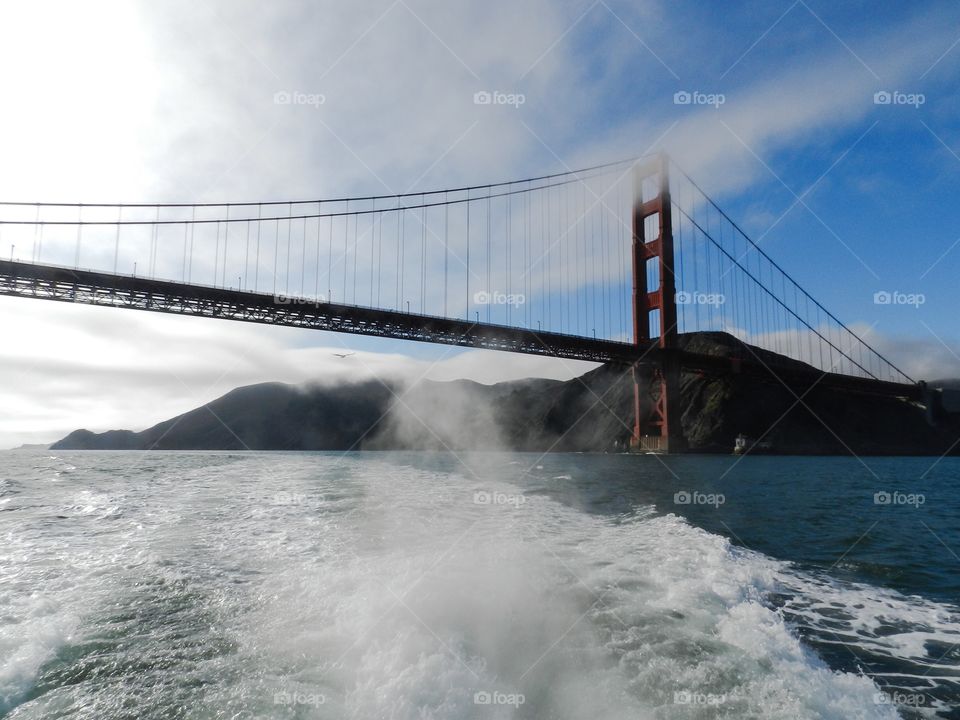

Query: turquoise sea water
<box><xmin>1</xmin><ymin>451</ymin><xmax>958</xmax><ymax>718</ymax></box>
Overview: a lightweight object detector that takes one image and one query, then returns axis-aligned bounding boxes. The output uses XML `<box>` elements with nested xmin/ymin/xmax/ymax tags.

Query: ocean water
<box><xmin>1</xmin><ymin>450</ymin><xmax>958</xmax><ymax>719</ymax></box>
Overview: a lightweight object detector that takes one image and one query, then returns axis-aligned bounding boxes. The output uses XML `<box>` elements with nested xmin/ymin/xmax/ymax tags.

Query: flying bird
<box><xmin>332</xmin><ymin>352</ymin><xmax>355</xmax><ymax>358</ymax></box>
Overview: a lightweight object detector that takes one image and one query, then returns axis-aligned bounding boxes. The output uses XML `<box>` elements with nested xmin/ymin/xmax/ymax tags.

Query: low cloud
<box><xmin>0</xmin><ymin>298</ymin><xmax>596</xmax><ymax>448</ymax></box>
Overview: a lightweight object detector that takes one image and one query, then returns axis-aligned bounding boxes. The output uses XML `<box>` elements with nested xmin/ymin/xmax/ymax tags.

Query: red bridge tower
<box><xmin>631</xmin><ymin>154</ymin><xmax>682</xmax><ymax>452</ymax></box>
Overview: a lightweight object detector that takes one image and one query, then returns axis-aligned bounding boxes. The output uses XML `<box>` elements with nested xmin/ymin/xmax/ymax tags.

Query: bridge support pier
<box><xmin>632</xmin><ymin>355</ymin><xmax>681</xmax><ymax>453</ymax></box>
<box><xmin>630</xmin><ymin>154</ymin><xmax>683</xmax><ymax>453</ymax></box>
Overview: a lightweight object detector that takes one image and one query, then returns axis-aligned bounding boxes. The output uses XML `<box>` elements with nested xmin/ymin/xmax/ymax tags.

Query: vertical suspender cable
<box><xmin>420</xmin><ymin>199</ymin><xmax>426</xmax><ymax>313</ymax></box>
<box><xmin>316</xmin><ymin>202</ymin><xmax>323</xmax><ymax>300</ymax></box>
<box><xmin>154</xmin><ymin>206</ymin><xmax>161</xmax><ymax>278</ymax></box>
<box><xmin>466</xmin><ymin>192</ymin><xmax>471</xmax><ymax>320</ymax></box>
<box><xmin>563</xmin><ymin>183</ymin><xmax>569</xmax><ymax>332</ymax></box>
<box><xmin>301</xmin><ymin>214</ymin><xmax>307</xmax><ymax>296</ymax></box>
<box><xmin>369</xmin><ymin>200</ymin><xmax>375</xmax><ymax>307</ymax></box>
<box><xmin>286</xmin><ymin>203</ymin><xmax>293</xmax><ymax>296</ymax></box>
<box><xmin>254</xmin><ymin>205</ymin><xmax>261</xmax><ymax>292</ymax></box>
<box><xmin>115</xmin><ymin>207</ymin><xmax>121</xmax><ymax>274</ymax></box>
<box><xmin>328</xmin><ymin>211</ymin><xmax>334</xmax><ymax>302</ymax></box>
<box><xmin>245</xmin><ymin>217</ymin><xmax>251</xmax><ymax>291</ymax></box>
<box><xmin>545</xmin><ymin>185</ymin><xmax>551</xmax><ymax>331</ymax></box>
<box><xmin>31</xmin><ymin>204</ymin><xmax>39</xmax><ymax>262</ymax></box>
<box><xmin>393</xmin><ymin>201</ymin><xmax>399</xmax><ymax>310</ymax></box>
<box><xmin>443</xmin><ymin>193</ymin><xmax>449</xmax><ymax>317</ymax></box>
<box><xmin>189</xmin><ymin>206</ymin><xmax>196</xmax><ymax>284</ymax></box>
<box><xmin>397</xmin><ymin>201</ymin><xmax>403</xmax><ymax>311</ymax></box>
<box><xmin>376</xmin><ymin>207</ymin><xmax>382</xmax><ymax>308</ymax></box>
<box><xmin>214</xmin><ymin>220</ymin><xmax>220</xmax><ymax>287</ymax></box>
<box><xmin>507</xmin><ymin>193</ymin><xmax>512</xmax><ymax>326</ymax></box>
<box><xmin>486</xmin><ymin>193</ymin><xmax>491</xmax><ymax>323</ymax></box>
<box><xmin>352</xmin><ymin>209</ymin><xmax>359</xmax><ymax>304</ymax></box>
<box><xmin>617</xmin><ymin>184</ymin><xmax>624</xmax><ymax>338</ymax></box>
<box><xmin>525</xmin><ymin>187</ymin><xmax>530</xmax><ymax>328</ymax></box>
<box><xmin>182</xmin><ymin>220</ymin><xmax>188</xmax><ymax>283</ymax></box>
<box><xmin>223</xmin><ymin>206</ymin><xmax>230</xmax><ymax>287</ymax></box>
<box><xmin>273</xmin><ymin>218</ymin><xmax>279</xmax><ymax>295</ymax></box>
<box><xmin>75</xmin><ymin>205</ymin><xmax>82</xmax><ymax>268</ymax></box>
<box><xmin>345</xmin><ymin>203</ymin><xmax>351</xmax><ymax>303</ymax></box>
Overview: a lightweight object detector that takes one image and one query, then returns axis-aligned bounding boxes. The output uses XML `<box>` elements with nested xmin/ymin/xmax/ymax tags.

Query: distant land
<box><xmin>50</xmin><ymin>332</ymin><xmax>960</xmax><ymax>455</ymax></box>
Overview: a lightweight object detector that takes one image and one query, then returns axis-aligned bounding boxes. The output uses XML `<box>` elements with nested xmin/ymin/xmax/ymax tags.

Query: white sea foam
<box><xmin>3</xmin><ymin>452</ymin><xmax>956</xmax><ymax>719</ymax></box>
<box><xmin>235</xmin><ymin>458</ymin><xmax>909</xmax><ymax>719</ymax></box>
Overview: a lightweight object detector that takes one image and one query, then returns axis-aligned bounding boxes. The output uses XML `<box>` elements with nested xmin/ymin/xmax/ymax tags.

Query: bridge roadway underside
<box><xmin>0</xmin><ymin>260</ymin><xmax>920</xmax><ymax>401</ymax></box>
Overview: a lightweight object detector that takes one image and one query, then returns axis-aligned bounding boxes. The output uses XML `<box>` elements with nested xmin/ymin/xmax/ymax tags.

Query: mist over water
<box><xmin>2</xmin><ymin>451</ymin><xmax>959</xmax><ymax>719</ymax></box>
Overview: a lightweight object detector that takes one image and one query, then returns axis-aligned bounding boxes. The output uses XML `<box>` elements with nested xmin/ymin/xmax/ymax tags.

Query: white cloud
<box><xmin>588</xmin><ymin>8</ymin><xmax>960</xmax><ymax>199</ymax></box>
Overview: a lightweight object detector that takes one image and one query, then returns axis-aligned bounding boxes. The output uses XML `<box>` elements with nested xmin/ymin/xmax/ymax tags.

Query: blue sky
<box><xmin>1</xmin><ymin>0</ymin><xmax>959</xmax><ymax>445</ymax></box>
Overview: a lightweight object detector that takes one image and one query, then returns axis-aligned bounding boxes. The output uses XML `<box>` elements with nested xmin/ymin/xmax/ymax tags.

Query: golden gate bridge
<box><xmin>0</xmin><ymin>154</ymin><xmax>918</xmax><ymax>451</ymax></box>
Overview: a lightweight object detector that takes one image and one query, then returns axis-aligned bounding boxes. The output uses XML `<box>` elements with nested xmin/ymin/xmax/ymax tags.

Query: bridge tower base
<box><xmin>630</xmin><ymin>155</ymin><xmax>683</xmax><ymax>453</ymax></box>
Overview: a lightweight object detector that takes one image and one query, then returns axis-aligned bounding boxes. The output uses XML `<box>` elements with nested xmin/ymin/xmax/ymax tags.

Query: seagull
<box><xmin>332</xmin><ymin>352</ymin><xmax>355</xmax><ymax>358</ymax></box>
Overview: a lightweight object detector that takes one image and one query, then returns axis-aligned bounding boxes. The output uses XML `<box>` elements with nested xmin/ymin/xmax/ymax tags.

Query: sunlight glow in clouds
<box><xmin>0</xmin><ymin>2</ymin><xmax>157</xmax><ymax>201</ymax></box>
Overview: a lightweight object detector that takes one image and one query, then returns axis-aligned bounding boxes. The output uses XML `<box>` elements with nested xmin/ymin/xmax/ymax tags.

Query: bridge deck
<box><xmin>0</xmin><ymin>260</ymin><xmax>920</xmax><ymax>401</ymax></box>
<box><xmin>0</xmin><ymin>260</ymin><xmax>641</xmax><ymax>363</ymax></box>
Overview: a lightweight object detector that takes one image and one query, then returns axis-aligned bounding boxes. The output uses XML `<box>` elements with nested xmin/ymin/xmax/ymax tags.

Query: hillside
<box><xmin>51</xmin><ymin>332</ymin><xmax>960</xmax><ymax>455</ymax></box>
